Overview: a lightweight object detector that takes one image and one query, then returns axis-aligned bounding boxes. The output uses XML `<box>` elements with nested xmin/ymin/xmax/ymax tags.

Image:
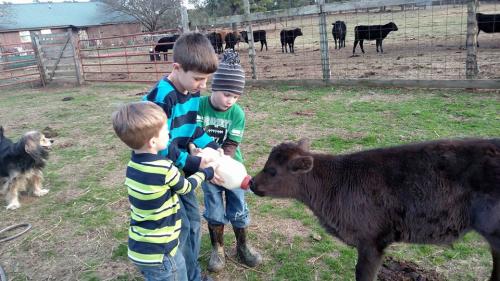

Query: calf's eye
<box><xmin>265</xmin><ymin>167</ymin><xmax>277</xmax><ymax>177</ymax></box>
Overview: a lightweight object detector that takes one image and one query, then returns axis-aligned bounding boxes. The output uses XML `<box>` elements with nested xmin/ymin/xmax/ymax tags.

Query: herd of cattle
<box><xmin>149</xmin><ymin>12</ymin><xmax>499</xmax><ymax>61</ymax></box>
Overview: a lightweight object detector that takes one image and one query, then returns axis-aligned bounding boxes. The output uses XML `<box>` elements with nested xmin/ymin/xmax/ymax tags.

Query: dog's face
<box><xmin>22</xmin><ymin>131</ymin><xmax>53</xmax><ymax>163</ymax></box>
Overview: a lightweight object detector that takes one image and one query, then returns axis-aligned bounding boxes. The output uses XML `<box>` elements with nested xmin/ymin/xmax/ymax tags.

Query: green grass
<box><xmin>0</xmin><ymin>82</ymin><xmax>498</xmax><ymax>281</ymax></box>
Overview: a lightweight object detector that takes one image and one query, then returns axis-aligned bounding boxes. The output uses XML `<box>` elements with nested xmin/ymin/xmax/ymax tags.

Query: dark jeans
<box><xmin>179</xmin><ymin>189</ymin><xmax>202</xmax><ymax>281</ymax></box>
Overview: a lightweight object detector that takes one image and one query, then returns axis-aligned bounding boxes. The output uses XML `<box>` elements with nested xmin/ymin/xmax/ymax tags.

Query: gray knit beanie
<box><xmin>211</xmin><ymin>49</ymin><xmax>245</xmax><ymax>95</ymax></box>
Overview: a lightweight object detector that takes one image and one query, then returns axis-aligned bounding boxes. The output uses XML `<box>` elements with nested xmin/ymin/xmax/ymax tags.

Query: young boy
<box><xmin>142</xmin><ymin>32</ymin><xmax>220</xmax><ymax>281</ymax></box>
<box><xmin>111</xmin><ymin>101</ymin><xmax>215</xmax><ymax>281</ymax></box>
<box><xmin>196</xmin><ymin>49</ymin><xmax>262</xmax><ymax>272</ymax></box>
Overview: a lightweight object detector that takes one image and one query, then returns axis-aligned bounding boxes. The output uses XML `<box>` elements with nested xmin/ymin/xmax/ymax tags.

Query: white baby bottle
<box><xmin>215</xmin><ymin>154</ymin><xmax>252</xmax><ymax>190</ymax></box>
<box><xmin>189</xmin><ymin>145</ymin><xmax>252</xmax><ymax>190</ymax></box>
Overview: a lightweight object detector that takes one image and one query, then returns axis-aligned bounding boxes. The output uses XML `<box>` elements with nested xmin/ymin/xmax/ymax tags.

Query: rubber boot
<box><xmin>234</xmin><ymin>227</ymin><xmax>262</xmax><ymax>267</ymax></box>
<box><xmin>207</xmin><ymin>224</ymin><xmax>225</xmax><ymax>272</ymax></box>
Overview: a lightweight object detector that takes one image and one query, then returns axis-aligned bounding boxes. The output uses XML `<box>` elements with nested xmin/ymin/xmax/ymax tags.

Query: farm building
<box><xmin>0</xmin><ymin>2</ymin><xmax>140</xmax><ymax>51</ymax></box>
<box><xmin>0</xmin><ymin>2</ymin><xmax>141</xmax><ymax>87</ymax></box>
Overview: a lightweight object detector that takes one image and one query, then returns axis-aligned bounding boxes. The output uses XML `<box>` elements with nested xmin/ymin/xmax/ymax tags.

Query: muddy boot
<box><xmin>207</xmin><ymin>224</ymin><xmax>225</xmax><ymax>272</ymax></box>
<box><xmin>234</xmin><ymin>227</ymin><xmax>262</xmax><ymax>267</ymax></box>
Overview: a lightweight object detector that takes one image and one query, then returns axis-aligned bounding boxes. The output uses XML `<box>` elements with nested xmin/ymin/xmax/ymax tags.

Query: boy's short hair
<box><xmin>173</xmin><ymin>32</ymin><xmax>218</xmax><ymax>74</ymax></box>
<box><xmin>112</xmin><ymin>101</ymin><xmax>167</xmax><ymax>150</ymax></box>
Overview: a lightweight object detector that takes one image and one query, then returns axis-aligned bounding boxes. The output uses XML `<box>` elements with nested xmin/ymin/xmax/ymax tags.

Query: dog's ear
<box><xmin>23</xmin><ymin>133</ymin><xmax>45</xmax><ymax>162</ymax></box>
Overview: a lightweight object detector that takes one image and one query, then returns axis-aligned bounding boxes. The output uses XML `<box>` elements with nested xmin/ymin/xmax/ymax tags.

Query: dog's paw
<box><xmin>34</xmin><ymin>189</ymin><xmax>49</xmax><ymax>197</ymax></box>
<box><xmin>6</xmin><ymin>202</ymin><xmax>20</xmax><ymax>210</ymax></box>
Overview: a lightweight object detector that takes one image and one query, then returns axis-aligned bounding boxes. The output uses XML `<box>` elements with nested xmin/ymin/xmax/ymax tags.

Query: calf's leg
<box><xmin>359</xmin><ymin>40</ymin><xmax>365</xmax><ymax>53</ymax></box>
<box><xmin>355</xmin><ymin>243</ymin><xmax>384</xmax><ymax>281</ymax></box>
<box><xmin>353</xmin><ymin>40</ymin><xmax>359</xmax><ymax>54</ymax></box>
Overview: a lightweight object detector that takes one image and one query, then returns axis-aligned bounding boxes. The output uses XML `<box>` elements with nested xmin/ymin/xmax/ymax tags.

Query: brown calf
<box><xmin>250</xmin><ymin>138</ymin><xmax>500</xmax><ymax>281</ymax></box>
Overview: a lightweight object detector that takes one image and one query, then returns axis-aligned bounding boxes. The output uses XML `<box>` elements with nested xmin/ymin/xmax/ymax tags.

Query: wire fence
<box><xmin>4</xmin><ymin>0</ymin><xmax>497</xmax><ymax>89</ymax></box>
<box><xmin>195</xmin><ymin>0</ymin><xmax>500</xmax><ymax>87</ymax></box>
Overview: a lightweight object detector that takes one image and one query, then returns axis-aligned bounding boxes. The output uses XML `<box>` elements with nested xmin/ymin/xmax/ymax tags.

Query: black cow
<box><xmin>332</xmin><ymin>21</ymin><xmax>347</xmax><ymax>49</ymax></box>
<box><xmin>250</xmin><ymin>138</ymin><xmax>500</xmax><ymax>281</ymax></box>
<box><xmin>207</xmin><ymin>32</ymin><xmax>223</xmax><ymax>54</ymax></box>
<box><xmin>224</xmin><ymin>32</ymin><xmax>240</xmax><ymax>50</ymax></box>
<box><xmin>240</xmin><ymin>30</ymin><xmax>268</xmax><ymax>51</ymax></box>
<box><xmin>476</xmin><ymin>13</ymin><xmax>500</xmax><ymax>47</ymax></box>
<box><xmin>150</xmin><ymin>34</ymin><xmax>179</xmax><ymax>61</ymax></box>
<box><xmin>353</xmin><ymin>22</ymin><xmax>398</xmax><ymax>54</ymax></box>
<box><xmin>280</xmin><ymin>28</ymin><xmax>303</xmax><ymax>53</ymax></box>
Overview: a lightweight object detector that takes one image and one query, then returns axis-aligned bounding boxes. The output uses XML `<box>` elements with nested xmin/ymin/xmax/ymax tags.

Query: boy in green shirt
<box><xmin>196</xmin><ymin>49</ymin><xmax>262</xmax><ymax>272</ymax></box>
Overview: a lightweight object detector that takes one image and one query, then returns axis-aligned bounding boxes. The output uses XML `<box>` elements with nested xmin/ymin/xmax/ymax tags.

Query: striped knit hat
<box><xmin>211</xmin><ymin>49</ymin><xmax>245</xmax><ymax>95</ymax></box>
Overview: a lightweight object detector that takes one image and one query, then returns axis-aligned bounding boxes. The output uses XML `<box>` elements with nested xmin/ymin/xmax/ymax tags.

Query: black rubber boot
<box><xmin>234</xmin><ymin>227</ymin><xmax>262</xmax><ymax>267</ymax></box>
<box><xmin>207</xmin><ymin>224</ymin><xmax>225</xmax><ymax>272</ymax></box>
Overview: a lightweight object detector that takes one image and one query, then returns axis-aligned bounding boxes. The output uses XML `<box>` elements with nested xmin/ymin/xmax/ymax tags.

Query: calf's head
<box><xmin>388</xmin><ymin>22</ymin><xmax>398</xmax><ymax>31</ymax></box>
<box><xmin>250</xmin><ymin>139</ymin><xmax>313</xmax><ymax>198</ymax></box>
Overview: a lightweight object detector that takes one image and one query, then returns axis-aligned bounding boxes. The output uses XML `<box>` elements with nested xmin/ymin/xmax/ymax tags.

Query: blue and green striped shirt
<box><xmin>125</xmin><ymin>152</ymin><xmax>213</xmax><ymax>266</ymax></box>
<box><xmin>143</xmin><ymin>78</ymin><xmax>218</xmax><ymax>174</ymax></box>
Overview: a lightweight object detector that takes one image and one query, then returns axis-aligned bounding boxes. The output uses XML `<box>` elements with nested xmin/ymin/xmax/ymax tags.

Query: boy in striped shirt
<box><xmin>112</xmin><ymin>101</ymin><xmax>216</xmax><ymax>281</ymax></box>
<box><xmin>143</xmin><ymin>32</ymin><xmax>221</xmax><ymax>281</ymax></box>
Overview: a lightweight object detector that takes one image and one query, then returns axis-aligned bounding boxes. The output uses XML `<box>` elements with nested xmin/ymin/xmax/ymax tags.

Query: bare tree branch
<box><xmin>100</xmin><ymin>0</ymin><xmax>182</xmax><ymax>32</ymax></box>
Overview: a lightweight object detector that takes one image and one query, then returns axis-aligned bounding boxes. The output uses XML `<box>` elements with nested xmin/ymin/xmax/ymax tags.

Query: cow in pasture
<box><xmin>207</xmin><ymin>32</ymin><xmax>223</xmax><ymax>54</ymax></box>
<box><xmin>332</xmin><ymin>21</ymin><xmax>347</xmax><ymax>49</ymax></box>
<box><xmin>224</xmin><ymin>32</ymin><xmax>240</xmax><ymax>50</ymax></box>
<box><xmin>280</xmin><ymin>28</ymin><xmax>303</xmax><ymax>53</ymax></box>
<box><xmin>250</xmin><ymin>138</ymin><xmax>500</xmax><ymax>281</ymax></box>
<box><xmin>476</xmin><ymin>13</ymin><xmax>500</xmax><ymax>47</ymax></box>
<box><xmin>240</xmin><ymin>30</ymin><xmax>268</xmax><ymax>51</ymax></box>
<box><xmin>353</xmin><ymin>22</ymin><xmax>398</xmax><ymax>54</ymax></box>
<box><xmin>150</xmin><ymin>34</ymin><xmax>179</xmax><ymax>61</ymax></box>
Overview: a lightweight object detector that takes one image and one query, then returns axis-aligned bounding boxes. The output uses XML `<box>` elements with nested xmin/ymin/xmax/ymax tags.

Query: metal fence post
<box><xmin>318</xmin><ymin>0</ymin><xmax>331</xmax><ymax>81</ymax></box>
<box><xmin>243</xmin><ymin>0</ymin><xmax>257</xmax><ymax>79</ymax></box>
<box><xmin>465</xmin><ymin>0</ymin><xmax>478</xmax><ymax>79</ymax></box>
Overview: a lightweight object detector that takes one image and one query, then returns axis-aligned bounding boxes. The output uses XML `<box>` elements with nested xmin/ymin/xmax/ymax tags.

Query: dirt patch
<box><xmin>378</xmin><ymin>257</ymin><xmax>445</xmax><ymax>281</ymax></box>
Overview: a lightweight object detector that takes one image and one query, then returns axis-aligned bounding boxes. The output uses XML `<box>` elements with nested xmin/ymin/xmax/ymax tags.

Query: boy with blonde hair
<box><xmin>112</xmin><ymin>101</ymin><xmax>215</xmax><ymax>281</ymax></box>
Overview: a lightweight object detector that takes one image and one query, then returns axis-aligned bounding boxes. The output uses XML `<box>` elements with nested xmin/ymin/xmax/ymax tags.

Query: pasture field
<box><xmin>81</xmin><ymin>4</ymin><xmax>500</xmax><ymax>83</ymax></box>
<box><xmin>0</xmin><ymin>83</ymin><xmax>499</xmax><ymax>281</ymax></box>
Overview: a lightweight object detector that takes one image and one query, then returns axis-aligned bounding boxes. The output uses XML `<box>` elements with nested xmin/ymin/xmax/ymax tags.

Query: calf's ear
<box><xmin>297</xmin><ymin>138</ymin><xmax>310</xmax><ymax>151</ymax></box>
<box><xmin>288</xmin><ymin>156</ymin><xmax>313</xmax><ymax>174</ymax></box>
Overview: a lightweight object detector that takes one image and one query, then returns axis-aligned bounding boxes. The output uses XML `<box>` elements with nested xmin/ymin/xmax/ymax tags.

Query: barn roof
<box><xmin>0</xmin><ymin>2</ymin><xmax>137</xmax><ymax>32</ymax></box>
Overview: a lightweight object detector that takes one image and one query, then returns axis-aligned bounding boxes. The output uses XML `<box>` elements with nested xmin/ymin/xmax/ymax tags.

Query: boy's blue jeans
<box><xmin>202</xmin><ymin>181</ymin><xmax>250</xmax><ymax>228</ymax></box>
<box><xmin>136</xmin><ymin>249</ymin><xmax>188</xmax><ymax>281</ymax></box>
<box><xmin>178</xmin><ymin>190</ymin><xmax>202</xmax><ymax>281</ymax></box>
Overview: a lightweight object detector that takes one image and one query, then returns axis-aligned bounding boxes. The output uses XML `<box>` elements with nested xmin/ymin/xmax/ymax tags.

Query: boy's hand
<box><xmin>188</xmin><ymin>143</ymin><xmax>202</xmax><ymax>155</ymax></box>
<box><xmin>200</xmin><ymin>155</ymin><xmax>217</xmax><ymax>169</ymax></box>
<box><xmin>204</xmin><ymin>161</ymin><xmax>224</xmax><ymax>185</ymax></box>
<box><xmin>211</xmin><ymin>169</ymin><xmax>225</xmax><ymax>186</ymax></box>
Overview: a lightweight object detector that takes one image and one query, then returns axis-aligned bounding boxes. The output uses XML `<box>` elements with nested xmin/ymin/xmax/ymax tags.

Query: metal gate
<box><xmin>0</xmin><ymin>42</ymin><xmax>41</xmax><ymax>89</ymax></box>
<box><xmin>77</xmin><ymin>29</ymin><xmax>180</xmax><ymax>83</ymax></box>
<box><xmin>33</xmin><ymin>31</ymin><xmax>80</xmax><ymax>86</ymax></box>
